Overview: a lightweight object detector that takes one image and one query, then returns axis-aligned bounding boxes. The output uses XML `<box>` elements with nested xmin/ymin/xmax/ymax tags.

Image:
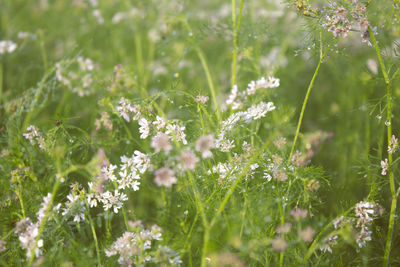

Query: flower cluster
<box><xmin>87</xmin><ymin>151</ymin><xmax>150</xmax><ymax>213</ymax></box>
<box><xmin>105</xmin><ymin>222</ymin><xmax>181</xmax><ymax>266</ymax></box>
<box><xmin>55</xmin><ymin>56</ymin><xmax>96</xmax><ymax>97</ymax></box>
<box><xmin>226</xmin><ymin>76</ymin><xmax>279</xmax><ymax>110</ymax></box>
<box><xmin>354</xmin><ymin>201</ymin><xmax>376</xmax><ymax>247</ymax></box>
<box><xmin>14</xmin><ymin>193</ymin><xmax>54</xmax><ymax>260</ymax></box>
<box><xmin>23</xmin><ymin>125</ymin><xmax>46</xmax><ymax>150</ymax></box>
<box><xmin>388</xmin><ymin>135</ymin><xmax>398</xmax><ymax>154</ymax></box>
<box><xmin>321</xmin><ymin>0</ymin><xmax>373</xmax><ymax>43</ymax></box>
<box><xmin>0</xmin><ymin>40</ymin><xmax>17</xmax><ymax>54</ymax></box>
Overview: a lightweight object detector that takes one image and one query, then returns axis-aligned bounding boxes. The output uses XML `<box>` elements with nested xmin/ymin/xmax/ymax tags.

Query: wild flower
<box><xmin>320</xmin><ymin>235</ymin><xmax>338</xmax><ymax>253</ymax></box>
<box><xmin>95</xmin><ymin>112</ymin><xmax>113</xmax><ymax>131</ymax></box>
<box><xmin>153</xmin><ymin>116</ymin><xmax>166</xmax><ymax>130</ymax></box>
<box><xmin>120</xmin><ymin>151</ymin><xmax>151</xmax><ymax>174</ymax></box>
<box><xmin>0</xmin><ymin>240</ymin><xmax>6</xmax><ymax>253</ymax></box>
<box><xmin>195</xmin><ymin>134</ymin><xmax>215</xmax><ymax>158</ymax></box>
<box><xmin>23</xmin><ymin>125</ymin><xmax>46</xmax><ymax>150</ymax></box>
<box><xmin>226</xmin><ymin>85</ymin><xmax>244</xmax><ymax>109</ymax></box>
<box><xmin>177</xmin><ymin>150</ymin><xmax>199</xmax><ymax>171</ymax></box>
<box><xmin>61</xmin><ymin>193</ymin><xmax>86</xmax><ymax>222</ymax></box>
<box><xmin>138</xmin><ymin>118</ymin><xmax>151</xmax><ymax>139</ymax></box>
<box><xmin>151</xmin><ymin>132</ymin><xmax>172</xmax><ymax>154</ymax></box>
<box><xmin>276</xmin><ymin>223</ymin><xmax>292</xmax><ymax>234</ymax></box>
<box><xmin>354</xmin><ymin>201</ymin><xmax>376</xmax><ymax>247</ymax></box>
<box><xmin>195</xmin><ymin>95</ymin><xmax>209</xmax><ymax>104</ymax></box>
<box><xmin>290</xmin><ymin>208</ymin><xmax>308</xmax><ymax>220</ymax></box>
<box><xmin>154</xmin><ymin>167</ymin><xmax>177</xmax><ymax>188</ymax></box>
<box><xmin>381</xmin><ymin>158</ymin><xmax>388</xmax><ymax>176</ymax></box>
<box><xmin>0</xmin><ymin>40</ymin><xmax>17</xmax><ymax>54</ymax></box>
<box><xmin>55</xmin><ymin>57</ymin><xmax>96</xmax><ymax>97</ymax></box>
<box><xmin>100</xmin><ymin>190</ymin><xmax>128</xmax><ymax>213</ymax></box>
<box><xmin>246</xmin><ymin>76</ymin><xmax>280</xmax><ymax>95</ymax></box>
<box><xmin>388</xmin><ymin>135</ymin><xmax>398</xmax><ymax>154</ymax></box>
<box><xmin>36</xmin><ymin>193</ymin><xmax>52</xmax><ymax>224</ymax></box>
<box><xmin>298</xmin><ymin>227</ymin><xmax>315</xmax><ymax>242</ymax></box>
<box><xmin>271</xmin><ymin>237</ymin><xmax>287</xmax><ymax>252</ymax></box>
<box><xmin>117</xmin><ymin>168</ymin><xmax>140</xmax><ymax>191</ymax></box>
<box><xmin>166</xmin><ymin>124</ymin><xmax>187</xmax><ymax>145</ymax></box>
<box><xmin>17</xmin><ymin>221</ymin><xmax>42</xmax><ymax>259</ymax></box>
<box><xmin>273</xmin><ymin>169</ymin><xmax>287</xmax><ymax>182</ymax></box>
<box><xmin>243</xmin><ymin>102</ymin><xmax>276</xmax><ymax>122</ymax></box>
<box><xmin>117</xmin><ymin>98</ymin><xmax>136</xmax><ymax>122</ymax></box>
<box><xmin>106</xmin><ymin>224</ymin><xmax>180</xmax><ymax>266</ymax></box>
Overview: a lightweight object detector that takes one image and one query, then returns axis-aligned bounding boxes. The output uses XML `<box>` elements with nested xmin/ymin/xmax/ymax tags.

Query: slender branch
<box><xmin>289</xmin><ymin>37</ymin><xmax>335</xmax><ymax>159</ymax></box>
<box><xmin>369</xmin><ymin>26</ymin><xmax>397</xmax><ymax>267</ymax></box>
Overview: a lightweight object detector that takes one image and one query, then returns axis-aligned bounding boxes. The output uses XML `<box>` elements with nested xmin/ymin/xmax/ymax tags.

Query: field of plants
<box><xmin>1</xmin><ymin>0</ymin><xmax>400</xmax><ymax>266</ymax></box>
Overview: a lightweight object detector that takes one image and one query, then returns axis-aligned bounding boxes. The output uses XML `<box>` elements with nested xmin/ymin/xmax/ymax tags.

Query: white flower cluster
<box><xmin>226</xmin><ymin>76</ymin><xmax>280</xmax><ymax>109</ymax></box>
<box><xmin>216</xmin><ymin>102</ymin><xmax>275</xmax><ymax>152</ymax></box>
<box><xmin>117</xmin><ymin>98</ymin><xmax>141</xmax><ymax>122</ymax></box>
<box><xmin>117</xmin><ymin>99</ymin><xmax>187</xmax><ymax>143</ymax></box>
<box><xmin>246</xmin><ymin>76</ymin><xmax>280</xmax><ymax>95</ymax></box>
<box><xmin>55</xmin><ymin>56</ymin><xmax>95</xmax><ymax>97</ymax></box>
<box><xmin>263</xmin><ymin>154</ymin><xmax>289</xmax><ymax>182</ymax></box>
<box><xmin>0</xmin><ymin>40</ymin><xmax>17</xmax><ymax>54</ymax></box>
<box><xmin>61</xmin><ymin>193</ymin><xmax>86</xmax><ymax>223</ymax></box>
<box><xmin>15</xmin><ymin>193</ymin><xmax>53</xmax><ymax>260</ymax></box>
<box><xmin>87</xmin><ymin>151</ymin><xmax>151</xmax><ymax>213</ymax></box>
<box><xmin>23</xmin><ymin>125</ymin><xmax>46</xmax><ymax>150</ymax></box>
<box><xmin>354</xmin><ymin>201</ymin><xmax>376</xmax><ymax>248</ymax></box>
<box><xmin>388</xmin><ymin>135</ymin><xmax>398</xmax><ymax>154</ymax></box>
<box><xmin>105</xmin><ymin>223</ymin><xmax>181</xmax><ymax>266</ymax></box>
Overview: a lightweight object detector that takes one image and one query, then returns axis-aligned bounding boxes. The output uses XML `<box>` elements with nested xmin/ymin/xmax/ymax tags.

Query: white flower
<box><xmin>381</xmin><ymin>158</ymin><xmax>388</xmax><ymax>176</ymax></box>
<box><xmin>177</xmin><ymin>150</ymin><xmax>199</xmax><ymax>171</ymax></box>
<box><xmin>100</xmin><ymin>190</ymin><xmax>128</xmax><ymax>213</ymax></box>
<box><xmin>138</xmin><ymin>118</ymin><xmax>150</xmax><ymax>139</ymax></box>
<box><xmin>118</xmin><ymin>169</ymin><xmax>141</xmax><ymax>191</ymax></box>
<box><xmin>151</xmin><ymin>132</ymin><xmax>172</xmax><ymax>154</ymax></box>
<box><xmin>195</xmin><ymin>134</ymin><xmax>215</xmax><ymax>158</ymax></box>
<box><xmin>154</xmin><ymin>167</ymin><xmax>177</xmax><ymax>188</ymax></box>
<box><xmin>36</xmin><ymin>193</ymin><xmax>52</xmax><ymax>224</ymax></box>
<box><xmin>102</xmin><ymin>164</ymin><xmax>118</xmax><ymax>181</ymax></box>
<box><xmin>166</xmin><ymin>124</ymin><xmax>187</xmax><ymax>144</ymax></box>
<box><xmin>0</xmin><ymin>40</ymin><xmax>17</xmax><ymax>54</ymax></box>
<box><xmin>153</xmin><ymin>116</ymin><xmax>166</xmax><ymax>130</ymax></box>
<box><xmin>388</xmin><ymin>135</ymin><xmax>398</xmax><ymax>154</ymax></box>
<box><xmin>61</xmin><ymin>193</ymin><xmax>85</xmax><ymax>222</ymax></box>
<box><xmin>120</xmin><ymin>150</ymin><xmax>151</xmax><ymax>174</ymax></box>
<box><xmin>243</xmin><ymin>102</ymin><xmax>275</xmax><ymax>122</ymax></box>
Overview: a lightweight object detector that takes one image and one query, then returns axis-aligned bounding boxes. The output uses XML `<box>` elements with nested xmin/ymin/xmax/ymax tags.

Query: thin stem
<box><xmin>289</xmin><ymin>38</ymin><xmax>335</xmax><ymax>159</ymax></box>
<box><xmin>15</xmin><ymin>188</ymin><xmax>26</xmax><ymax>218</ymax></box>
<box><xmin>0</xmin><ymin>62</ymin><xmax>3</xmax><ymax>105</ymax></box>
<box><xmin>85</xmin><ymin>201</ymin><xmax>101</xmax><ymax>266</ymax></box>
<box><xmin>369</xmin><ymin>26</ymin><xmax>397</xmax><ymax>267</ymax></box>
<box><xmin>304</xmin><ymin>206</ymin><xmax>353</xmax><ymax>261</ymax></box>
<box><xmin>231</xmin><ymin>0</ymin><xmax>244</xmax><ymax>87</ymax></box>
<box><xmin>200</xmin><ymin>227</ymin><xmax>210</xmax><ymax>267</ymax></box>
<box><xmin>195</xmin><ymin>48</ymin><xmax>221</xmax><ymax>122</ymax></box>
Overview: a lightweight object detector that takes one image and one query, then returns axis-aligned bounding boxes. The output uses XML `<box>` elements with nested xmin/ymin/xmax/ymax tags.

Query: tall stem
<box><xmin>231</xmin><ymin>0</ymin><xmax>244</xmax><ymax>87</ymax></box>
<box><xmin>289</xmin><ymin>38</ymin><xmax>335</xmax><ymax>159</ymax></box>
<box><xmin>369</xmin><ymin>27</ymin><xmax>397</xmax><ymax>267</ymax></box>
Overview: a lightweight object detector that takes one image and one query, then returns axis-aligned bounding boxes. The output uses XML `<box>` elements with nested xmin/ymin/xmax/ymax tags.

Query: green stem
<box><xmin>195</xmin><ymin>48</ymin><xmax>221</xmax><ymax>122</ymax></box>
<box><xmin>289</xmin><ymin>37</ymin><xmax>335</xmax><ymax>159</ymax></box>
<box><xmin>369</xmin><ymin>27</ymin><xmax>397</xmax><ymax>267</ymax></box>
<box><xmin>85</xmin><ymin>201</ymin><xmax>101</xmax><ymax>266</ymax></box>
<box><xmin>231</xmin><ymin>0</ymin><xmax>244</xmax><ymax>87</ymax></box>
<box><xmin>0</xmin><ymin>62</ymin><xmax>3</xmax><ymax>105</ymax></box>
<box><xmin>200</xmin><ymin>227</ymin><xmax>210</xmax><ymax>267</ymax></box>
